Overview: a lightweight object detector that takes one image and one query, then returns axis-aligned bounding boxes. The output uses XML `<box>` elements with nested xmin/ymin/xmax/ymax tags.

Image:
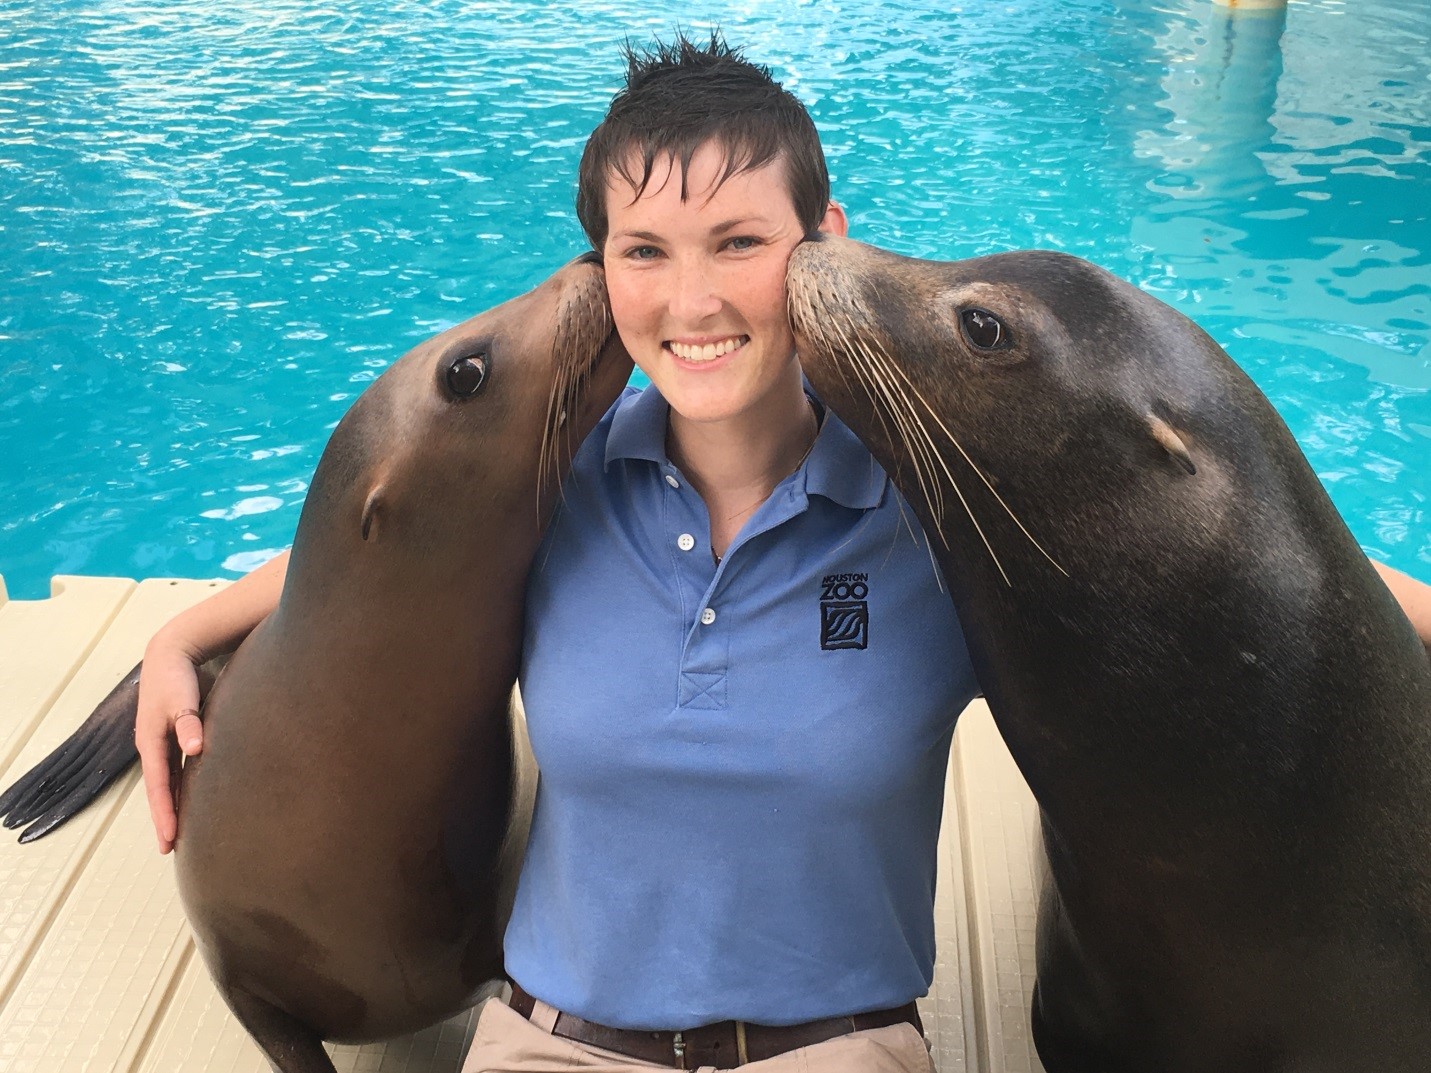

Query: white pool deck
<box><xmin>0</xmin><ymin>574</ymin><xmax>1048</xmax><ymax>1073</ymax></box>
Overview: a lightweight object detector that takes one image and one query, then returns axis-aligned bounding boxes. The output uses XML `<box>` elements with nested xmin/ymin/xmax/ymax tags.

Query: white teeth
<box><xmin>669</xmin><ymin>336</ymin><xmax>747</xmax><ymax>362</ymax></box>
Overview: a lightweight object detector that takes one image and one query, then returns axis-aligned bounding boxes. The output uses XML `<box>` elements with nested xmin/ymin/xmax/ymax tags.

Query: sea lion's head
<box><xmin>789</xmin><ymin>235</ymin><xmax>1291</xmax><ymax>587</ymax></box>
<box><xmin>296</xmin><ymin>254</ymin><xmax>632</xmax><ymax>567</ymax></box>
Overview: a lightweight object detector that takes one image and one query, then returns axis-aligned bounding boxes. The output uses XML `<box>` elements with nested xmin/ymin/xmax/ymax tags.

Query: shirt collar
<box><xmin>604</xmin><ymin>382</ymin><xmax>671</xmax><ymax>467</ymax></box>
<box><xmin>605</xmin><ymin>384</ymin><xmax>887</xmax><ymax>511</ymax></box>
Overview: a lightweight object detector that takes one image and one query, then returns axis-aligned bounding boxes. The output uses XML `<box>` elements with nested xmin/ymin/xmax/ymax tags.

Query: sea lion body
<box><xmin>167</xmin><ymin>256</ymin><xmax>631</xmax><ymax>1068</ymax></box>
<box><xmin>789</xmin><ymin>236</ymin><xmax>1431</xmax><ymax>1072</ymax></box>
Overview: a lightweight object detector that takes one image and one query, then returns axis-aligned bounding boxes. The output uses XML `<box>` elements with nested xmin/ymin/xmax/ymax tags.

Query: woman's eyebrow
<box><xmin>610</xmin><ymin>218</ymin><xmax>774</xmax><ymax>243</ymax></box>
<box><xmin>710</xmin><ymin>217</ymin><xmax>770</xmax><ymax>234</ymax></box>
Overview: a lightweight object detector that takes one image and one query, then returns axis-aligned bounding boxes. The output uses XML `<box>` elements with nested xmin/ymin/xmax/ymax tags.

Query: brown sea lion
<box><xmin>788</xmin><ymin>234</ymin><xmax>1431</xmax><ymax>1073</ymax></box>
<box><xmin>0</xmin><ymin>253</ymin><xmax>632</xmax><ymax>1073</ymax></box>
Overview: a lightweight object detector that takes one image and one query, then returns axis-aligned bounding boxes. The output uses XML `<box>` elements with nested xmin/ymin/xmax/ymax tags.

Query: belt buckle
<box><xmin>673</xmin><ymin>1021</ymin><xmax>752</xmax><ymax>1069</ymax></box>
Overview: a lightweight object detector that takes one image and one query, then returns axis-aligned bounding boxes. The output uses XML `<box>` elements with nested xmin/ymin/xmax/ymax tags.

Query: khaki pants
<box><xmin>461</xmin><ymin>995</ymin><xmax>937</xmax><ymax>1073</ymax></box>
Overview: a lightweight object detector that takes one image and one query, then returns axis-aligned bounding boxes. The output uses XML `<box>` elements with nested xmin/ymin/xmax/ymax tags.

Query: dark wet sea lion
<box><xmin>789</xmin><ymin>235</ymin><xmax>1431</xmax><ymax>1073</ymax></box>
<box><xmin>0</xmin><ymin>254</ymin><xmax>632</xmax><ymax>1073</ymax></box>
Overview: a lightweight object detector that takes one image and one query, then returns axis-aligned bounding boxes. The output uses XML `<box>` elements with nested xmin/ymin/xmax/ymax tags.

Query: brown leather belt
<box><xmin>508</xmin><ymin>982</ymin><xmax>922</xmax><ymax>1069</ymax></box>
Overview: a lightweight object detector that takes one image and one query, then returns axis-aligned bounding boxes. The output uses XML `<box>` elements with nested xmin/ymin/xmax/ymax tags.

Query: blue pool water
<box><xmin>1</xmin><ymin>0</ymin><xmax>1427</xmax><ymax>598</ymax></box>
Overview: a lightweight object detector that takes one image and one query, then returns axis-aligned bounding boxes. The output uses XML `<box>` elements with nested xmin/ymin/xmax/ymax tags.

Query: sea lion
<box><xmin>0</xmin><ymin>254</ymin><xmax>632</xmax><ymax>1073</ymax></box>
<box><xmin>788</xmin><ymin>234</ymin><xmax>1431</xmax><ymax>1073</ymax></box>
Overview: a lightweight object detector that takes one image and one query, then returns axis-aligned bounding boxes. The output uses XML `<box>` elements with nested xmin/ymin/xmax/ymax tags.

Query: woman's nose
<box><xmin>668</xmin><ymin>260</ymin><xmax>723</xmax><ymax>322</ymax></box>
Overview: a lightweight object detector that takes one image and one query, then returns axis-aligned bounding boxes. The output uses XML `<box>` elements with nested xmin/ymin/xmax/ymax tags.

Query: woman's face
<box><xmin>602</xmin><ymin>141</ymin><xmax>844</xmax><ymax>429</ymax></box>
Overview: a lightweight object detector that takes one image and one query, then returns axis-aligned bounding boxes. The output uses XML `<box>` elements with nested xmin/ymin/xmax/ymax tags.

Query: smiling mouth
<box><xmin>666</xmin><ymin>335</ymin><xmax>750</xmax><ymax>363</ymax></box>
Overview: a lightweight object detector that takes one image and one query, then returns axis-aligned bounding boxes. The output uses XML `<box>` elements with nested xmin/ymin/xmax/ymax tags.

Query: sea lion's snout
<box><xmin>788</xmin><ymin>236</ymin><xmax>908</xmax><ymax>384</ymax></box>
<box><xmin>787</xmin><ymin>236</ymin><xmax>856</xmax><ymax>342</ymax></box>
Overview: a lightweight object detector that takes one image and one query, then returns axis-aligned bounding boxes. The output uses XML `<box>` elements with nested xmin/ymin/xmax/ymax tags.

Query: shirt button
<box><xmin>665</xmin><ymin>474</ymin><xmax>680</xmax><ymax>488</ymax></box>
<box><xmin>677</xmin><ymin>533</ymin><xmax>696</xmax><ymax>552</ymax></box>
<box><xmin>700</xmin><ymin>607</ymin><xmax>717</xmax><ymax>626</ymax></box>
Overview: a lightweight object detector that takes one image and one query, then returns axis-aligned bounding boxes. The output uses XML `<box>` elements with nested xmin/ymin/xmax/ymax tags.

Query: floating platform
<box><xmin>0</xmin><ymin>575</ymin><xmax>1047</xmax><ymax>1073</ymax></box>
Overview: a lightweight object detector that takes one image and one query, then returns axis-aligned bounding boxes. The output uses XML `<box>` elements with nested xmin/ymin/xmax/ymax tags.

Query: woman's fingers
<box><xmin>136</xmin><ymin>719</ymin><xmax>179</xmax><ymax>854</ymax></box>
<box><xmin>174</xmin><ymin>708</ymin><xmax>204</xmax><ymax>756</ymax></box>
<box><xmin>136</xmin><ymin>652</ymin><xmax>205</xmax><ymax>854</ymax></box>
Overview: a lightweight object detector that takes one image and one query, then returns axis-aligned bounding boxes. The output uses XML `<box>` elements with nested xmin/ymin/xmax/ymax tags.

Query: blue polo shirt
<box><xmin>504</xmin><ymin>385</ymin><xmax>979</xmax><ymax>1030</ymax></box>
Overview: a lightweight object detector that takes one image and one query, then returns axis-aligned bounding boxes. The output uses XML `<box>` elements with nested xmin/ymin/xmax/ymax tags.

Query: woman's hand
<box><xmin>130</xmin><ymin>547</ymin><xmax>291</xmax><ymax>853</ymax></box>
<box><xmin>136</xmin><ymin>628</ymin><xmax>208</xmax><ymax>854</ymax></box>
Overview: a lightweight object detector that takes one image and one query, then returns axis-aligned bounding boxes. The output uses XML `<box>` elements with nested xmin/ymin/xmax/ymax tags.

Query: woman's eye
<box><xmin>726</xmin><ymin>236</ymin><xmax>758</xmax><ymax>251</ymax></box>
<box><xmin>629</xmin><ymin>245</ymin><xmax>660</xmax><ymax>260</ymax></box>
<box><xmin>960</xmin><ymin>308</ymin><xmax>1011</xmax><ymax>351</ymax></box>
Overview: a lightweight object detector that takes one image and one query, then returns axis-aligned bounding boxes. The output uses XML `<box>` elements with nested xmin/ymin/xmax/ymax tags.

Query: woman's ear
<box><xmin>818</xmin><ymin>201</ymin><xmax>849</xmax><ymax>238</ymax></box>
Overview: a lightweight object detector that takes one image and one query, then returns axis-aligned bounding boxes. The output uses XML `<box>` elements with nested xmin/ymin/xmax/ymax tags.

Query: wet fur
<box><xmin>174</xmin><ymin>260</ymin><xmax>630</xmax><ymax>1073</ymax></box>
<box><xmin>790</xmin><ymin>236</ymin><xmax>1431</xmax><ymax>1073</ymax></box>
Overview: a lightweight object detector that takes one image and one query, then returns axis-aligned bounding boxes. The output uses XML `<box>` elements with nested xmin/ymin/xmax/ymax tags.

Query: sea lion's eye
<box><xmin>446</xmin><ymin>353</ymin><xmax>488</xmax><ymax>397</ymax></box>
<box><xmin>960</xmin><ymin>308</ymin><xmax>1010</xmax><ymax>351</ymax></box>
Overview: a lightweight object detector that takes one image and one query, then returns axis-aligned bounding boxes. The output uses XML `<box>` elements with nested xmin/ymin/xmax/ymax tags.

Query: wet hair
<box><xmin>576</xmin><ymin>31</ymin><xmax>830</xmax><ymax>249</ymax></box>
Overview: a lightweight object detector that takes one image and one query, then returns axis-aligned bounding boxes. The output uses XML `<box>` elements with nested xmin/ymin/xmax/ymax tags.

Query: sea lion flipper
<box><xmin>0</xmin><ymin>660</ymin><xmax>143</xmax><ymax>840</ymax></box>
<box><xmin>225</xmin><ymin>987</ymin><xmax>338</xmax><ymax>1073</ymax></box>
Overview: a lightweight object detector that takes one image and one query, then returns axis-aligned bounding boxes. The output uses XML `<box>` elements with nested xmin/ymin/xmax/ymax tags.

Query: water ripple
<box><xmin>0</xmin><ymin>0</ymin><xmax>1426</xmax><ymax>595</ymax></box>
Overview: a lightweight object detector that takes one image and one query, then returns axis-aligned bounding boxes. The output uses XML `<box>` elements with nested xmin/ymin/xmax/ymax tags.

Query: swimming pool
<box><xmin>1</xmin><ymin>0</ymin><xmax>1426</xmax><ymax>598</ymax></box>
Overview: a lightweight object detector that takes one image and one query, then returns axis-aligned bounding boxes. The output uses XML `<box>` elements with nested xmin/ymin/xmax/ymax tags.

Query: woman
<box><xmin>136</xmin><ymin>34</ymin><xmax>1431</xmax><ymax>1073</ymax></box>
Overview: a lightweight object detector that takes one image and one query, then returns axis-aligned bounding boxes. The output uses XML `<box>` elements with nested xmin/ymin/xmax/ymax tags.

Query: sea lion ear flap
<box><xmin>361</xmin><ymin>485</ymin><xmax>384</xmax><ymax>541</ymax></box>
<box><xmin>1147</xmin><ymin>414</ymin><xmax>1197</xmax><ymax>475</ymax></box>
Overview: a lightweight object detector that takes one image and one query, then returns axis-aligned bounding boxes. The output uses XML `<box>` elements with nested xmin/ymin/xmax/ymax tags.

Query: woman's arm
<box><xmin>137</xmin><ymin>549</ymin><xmax>289</xmax><ymax>853</ymax></box>
<box><xmin>1370</xmin><ymin>559</ymin><xmax>1431</xmax><ymax>654</ymax></box>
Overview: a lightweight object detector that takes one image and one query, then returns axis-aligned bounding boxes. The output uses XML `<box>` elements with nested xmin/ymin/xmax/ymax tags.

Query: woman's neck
<box><xmin>666</xmin><ymin>379</ymin><xmax>819</xmax><ymax>560</ymax></box>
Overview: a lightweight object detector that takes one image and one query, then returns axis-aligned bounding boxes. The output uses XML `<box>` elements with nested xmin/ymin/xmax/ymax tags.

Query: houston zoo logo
<box><xmin>820</xmin><ymin>573</ymin><xmax>869</xmax><ymax>650</ymax></box>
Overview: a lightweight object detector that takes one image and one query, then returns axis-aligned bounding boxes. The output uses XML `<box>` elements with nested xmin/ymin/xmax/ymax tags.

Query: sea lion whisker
<box><xmin>807</xmin><ymin>318</ymin><xmax>926</xmax><ymax>569</ymax></box>
<box><xmin>844</xmin><ymin>338</ymin><xmax>958</xmax><ymax>595</ymax></box>
<box><xmin>559</xmin><ymin>370</ymin><xmax>585</xmax><ymax>495</ymax></box>
<box><xmin>872</xmin><ymin>460</ymin><xmax>943</xmax><ymax>590</ymax></box>
<box><xmin>855</xmin><ymin>332</ymin><xmax>950</xmax><ymax>533</ymax></box>
<box><xmin>845</xmin><ymin>323</ymin><xmax>950</xmax><ymax>538</ymax></box>
<box><xmin>541</xmin><ymin>291</ymin><xmax>605</xmax><ymax>519</ymax></box>
<box><xmin>850</xmin><ymin>326</ymin><xmax>1012</xmax><ymax>586</ymax></box>
<box><xmin>860</xmin><ymin>356</ymin><xmax>948</xmax><ymax>548</ymax></box>
<box><xmin>877</xmin><ymin>348</ymin><xmax>1068</xmax><ymax>579</ymax></box>
<box><xmin>538</xmin><ymin>360</ymin><xmax>564</xmax><ymax>524</ymax></box>
<box><xmin>827</xmin><ymin>314</ymin><xmax>940</xmax><ymax>526</ymax></box>
<box><xmin>821</xmin><ymin>314</ymin><xmax>894</xmax><ymax>452</ymax></box>
<box><xmin>835</xmin><ymin>313</ymin><xmax>947</xmax><ymax>526</ymax></box>
<box><xmin>835</xmin><ymin>327</ymin><xmax>955</xmax><ymax>580</ymax></box>
<box><xmin>799</xmin><ymin>299</ymin><xmax>945</xmax><ymax>589</ymax></box>
<box><xmin>539</xmin><ymin>317</ymin><xmax>576</xmax><ymax>518</ymax></box>
<box><xmin>539</xmin><ymin>379</ymin><xmax>557</xmax><ymax>506</ymax></box>
<box><xmin>826</xmin><ymin>334</ymin><xmax>941</xmax><ymax>549</ymax></box>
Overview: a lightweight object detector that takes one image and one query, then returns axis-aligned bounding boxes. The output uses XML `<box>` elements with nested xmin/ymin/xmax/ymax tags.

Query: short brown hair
<box><xmin>576</xmin><ymin>31</ymin><xmax>831</xmax><ymax>250</ymax></box>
